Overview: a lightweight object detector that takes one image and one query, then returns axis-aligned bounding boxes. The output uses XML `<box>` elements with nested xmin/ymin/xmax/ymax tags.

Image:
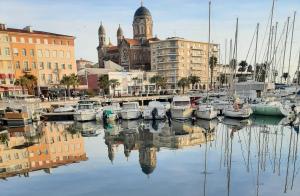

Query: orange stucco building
<box><xmin>0</xmin><ymin>23</ymin><xmax>76</xmax><ymax>95</ymax></box>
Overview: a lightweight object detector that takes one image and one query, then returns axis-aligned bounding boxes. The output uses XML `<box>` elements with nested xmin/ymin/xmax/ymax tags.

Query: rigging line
<box><xmin>258</xmin><ymin>7</ymin><xmax>273</xmax><ymax>63</ymax></box>
<box><xmin>287</xmin><ymin>11</ymin><xmax>296</xmax><ymax>82</ymax></box>
<box><xmin>237</xmin><ymin>132</ymin><xmax>248</xmax><ymax>171</ymax></box>
<box><xmin>245</xmin><ymin>25</ymin><xmax>258</xmax><ymax>61</ymax></box>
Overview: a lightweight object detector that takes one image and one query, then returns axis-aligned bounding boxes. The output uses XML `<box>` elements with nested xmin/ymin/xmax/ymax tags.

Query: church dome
<box><xmin>134</xmin><ymin>6</ymin><xmax>151</xmax><ymax>18</ymax></box>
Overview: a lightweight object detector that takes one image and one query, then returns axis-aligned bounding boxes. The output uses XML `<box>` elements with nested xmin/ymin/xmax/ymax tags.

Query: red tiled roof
<box><xmin>1</xmin><ymin>28</ymin><xmax>74</xmax><ymax>38</ymax></box>
<box><xmin>124</xmin><ymin>38</ymin><xmax>141</xmax><ymax>46</ymax></box>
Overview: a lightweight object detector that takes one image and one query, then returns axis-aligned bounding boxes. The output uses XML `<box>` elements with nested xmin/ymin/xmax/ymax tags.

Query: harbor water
<box><xmin>0</xmin><ymin>117</ymin><xmax>299</xmax><ymax>196</ymax></box>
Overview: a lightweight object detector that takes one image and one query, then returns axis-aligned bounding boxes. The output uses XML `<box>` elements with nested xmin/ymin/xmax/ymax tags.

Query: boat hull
<box><xmin>74</xmin><ymin>112</ymin><xmax>96</xmax><ymax>121</ymax></box>
<box><xmin>224</xmin><ymin>108</ymin><xmax>252</xmax><ymax>119</ymax></box>
<box><xmin>195</xmin><ymin>107</ymin><xmax>218</xmax><ymax>120</ymax></box>
<box><xmin>143</xmin><ymin>108</ymin><xmax>166</xmax><ymax>120</ymax></box>
<box><xmin>171</xmin><ymin>108</ymin><xmax>193</xmax><ymax>120</ymax></box>
<box><xmin>251</xmin><ymin>104</ymin><xmax>289</xmax><ymax>116</ymax></box>
<box><xmin>120</xmin><ymin>110</ymin><xmax>141</xmax><ymax>120</ymax></box>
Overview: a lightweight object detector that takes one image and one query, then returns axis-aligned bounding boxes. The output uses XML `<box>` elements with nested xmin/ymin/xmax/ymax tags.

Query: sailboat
<box><xmin>195</xmin><ymin>1</ymin><xmax>218</xmax><ymax>120</ymax></box>
<box><xmin>223</xmin><ymin>18</ymin><xmax>253</xmax><ymax>119</ymax></box>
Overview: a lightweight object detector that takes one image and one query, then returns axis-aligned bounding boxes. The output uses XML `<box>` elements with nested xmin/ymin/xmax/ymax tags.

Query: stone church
<box><xmin>97</xmin><ymin>4</ymin><xmax>159</xmax><ymax>71</ymax></box>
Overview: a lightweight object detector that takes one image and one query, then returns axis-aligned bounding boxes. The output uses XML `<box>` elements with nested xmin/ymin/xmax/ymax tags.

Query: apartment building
<box><xmin>0</xmin><ymin>23</ymin><xmax>76</xmax><ymax>94</ymax></box>
<box><xmin>150</xmin><ymin>37</ymin><xmax>219</xmax><ymax>89</ymax></box>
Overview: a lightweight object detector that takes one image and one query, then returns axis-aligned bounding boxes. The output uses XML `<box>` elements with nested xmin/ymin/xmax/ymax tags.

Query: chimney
<box><xmin>0</xmin><ymin>23</ymin><xmax>6</xmax><ymax>30</ymax></box>
<box><xmin>23</xmin><ymin>26</ymin><xmax>33</xmax><ymax>32</ymax></box>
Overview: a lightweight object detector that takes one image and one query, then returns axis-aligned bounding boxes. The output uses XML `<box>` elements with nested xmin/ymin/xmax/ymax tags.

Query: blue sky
<box><xmin>0</xmin><ymin>0</ymin><xmax>299</xmax><ymax>72</ymax></box>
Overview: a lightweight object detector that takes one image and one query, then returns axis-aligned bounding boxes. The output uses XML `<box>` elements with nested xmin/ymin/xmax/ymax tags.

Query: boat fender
<box><xmin>152</xmin><ymin>108</ymin><xmax>158</xmax><ymax>120</ymax></box>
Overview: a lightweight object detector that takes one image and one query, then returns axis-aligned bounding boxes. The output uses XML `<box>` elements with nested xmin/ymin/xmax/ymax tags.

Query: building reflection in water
<box><xmin>0</xmin><ymin>122</ymin><xmax>87</xmax><ymax>180</ymax></box>
<box><xmin>104</xmin><ymin>119</ymin><xmax>218</xmax><ymax>176</ymax></box>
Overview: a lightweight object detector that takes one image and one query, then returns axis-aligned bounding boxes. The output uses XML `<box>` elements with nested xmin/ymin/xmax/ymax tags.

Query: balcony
<box><xmin>53</xmin><ymin>68</ymin><xmax>60</xmax><ymax>73</ymax></box>
<box><xmin>23</xmin><ymin>68</ymin><xmax>32</xmax><ymax>73</ymax></box>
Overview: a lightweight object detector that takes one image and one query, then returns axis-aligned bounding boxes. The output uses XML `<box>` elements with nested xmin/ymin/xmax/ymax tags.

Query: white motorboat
<box><xmin>74</xmin><ymin>100</ymin><xmax>102</xmax><ymax>122</ymax></box>
<box><xmin>195</xmin><ymin>104</ymin><xmax>218</xmax><ymax>120</ymax></box>
<box><xmin>96</xmin><ymin>103</ymin><xmax>121</xmax><ymax>122</ymax></box>
<box><xmin>120</xmin><ymin>102</ymin><xmax>141</xmax><ymax>120</ymax></box>
<box><xmin>143</xmin><ymin>101</ymin><xmax>166</xmax><ymax>120</ymax></box>
<box><xmin>53</xmin><ymin>105</ymin><xmax>75</xmax><ymax>113</ymax></box>
<box><xmin>223</xmin><ymin>103</ymin><xmax>253</xmax><ymax>119</ymax></box>
<box><xmin>171</xmin><ymin>96</ymin><xmax>193</xmax><ymax>120</ymax></box>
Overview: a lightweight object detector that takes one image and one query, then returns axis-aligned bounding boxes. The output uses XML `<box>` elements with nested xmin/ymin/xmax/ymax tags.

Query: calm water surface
<box><xmin>0</xmin><ymin>116</ymin><xmax>299</xmax><ymax>196</ymax></box>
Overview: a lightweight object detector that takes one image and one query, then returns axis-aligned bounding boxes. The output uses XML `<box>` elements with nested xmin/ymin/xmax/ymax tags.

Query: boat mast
<box><xmin>281</xmin><ymin>17</ymin><xmax>290</xmax><ymax>83</ymax></box>
<box><xmin>254</xmin><ymin>23</ymin><xmax>260</xmax><ymax>81</ymax></box>
<box><xmin>297</xmin><ymin>50</ymin><xmax>300</xmax><ymax>87</ymax></box>
<box><xmin>272</xmin><ymin>22</ymin><xmax>278</xmax><ymax>82</ymax></box>
<box><xmin>287</xmin><ymin>11</ymin><xmax>296</xmax><ymax>84</ymax></box>
<box><xmin>233</xmin><ymin>18</ymin><xmax>239</xmax><ymax>81</ymax></box>
<box><xmin>266</xmin><ymin>0</ymin><xmax>275</xmax><ymax>81</ymax></box>
<box><xmin>207</xmin><ymin>0</ymin><xmax>211</xmax><ymax>94</ymax></box>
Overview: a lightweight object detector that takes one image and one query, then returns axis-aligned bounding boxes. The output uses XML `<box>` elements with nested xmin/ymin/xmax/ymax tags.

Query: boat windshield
<box><xmin>174</xmin><ymin>101</ymin><xmax>190</xmax><ymax>106</ymax></box>
<box><xmin>78</xmin><ymin>105</ymin><xmax>93</xmax><ymax>110</ymax></box>
<box><xmin>123</xmin><ymin>104</ymin><xmax>137</xmax><ymax>110</ymax></box>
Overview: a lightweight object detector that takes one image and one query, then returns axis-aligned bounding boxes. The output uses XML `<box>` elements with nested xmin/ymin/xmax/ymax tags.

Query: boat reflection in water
<box><xmin>104</xmin><ymin>119</ymin><xmax>217</xmax><ymax>175</ymax></box>
<box><xmin>0</xmin><ymin>122</ymin><xmax>87</xmax><ymax>180</ymax></box>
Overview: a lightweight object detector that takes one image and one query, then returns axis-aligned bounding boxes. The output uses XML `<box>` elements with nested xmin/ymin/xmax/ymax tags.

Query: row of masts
<box><xmin>217</xmin><ymin>0</ymin><xmax>299</xmax><ymax>85</ymax></box>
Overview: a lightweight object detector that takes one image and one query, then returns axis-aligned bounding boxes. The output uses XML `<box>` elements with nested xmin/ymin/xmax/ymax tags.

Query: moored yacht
<box><xmin>251</xmin><ymin>101</ymin><xmax>291</xmax><ymax>117</ymax></box>
<box><xmin>120</xmin><ymin>102</ymin><xmax>141</xmax><ymax>120</ymax></box>
<box><xmin>142</xmin><ymin>101</ymin><xmax>166</xmax><ymax>120</ymax></box>
<box><xmin>223</xmin><ymin>102</ymin><xmax>252</xmax><ymax>119</ymax></box>
<box><xmin>171</xmin><ymin>96</ymin><xmax>193</xmax><ymax>120</ymax></box>
<box><xmin>195</xmin><ymin>104</ymin><xmax>218</xmax><ymax>120</ymax></box>
<box><xmin>74</xmin><ymin>100</ymin><xmax>102</xmax><ymax>122</ymax></box>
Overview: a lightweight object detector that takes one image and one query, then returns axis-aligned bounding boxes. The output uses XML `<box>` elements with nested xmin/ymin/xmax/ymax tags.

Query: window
<box><xmin>41</xmin><ymin>74</ymin><xmax>45</xmax><ymax>81</ymax></box>
<box><xmin>36</xmin><ymin>38</ymin><xmax>40</xmax><ymax>44</ymax></box>
<box><xmin>37</xmin><ymin>50</ymin><xmax>42</xmax><ymax>57</ymax></box>
<box><xmin>53</xmin><ymin>40</ymin><xmax>56</xmax><ymax>44</ymax></box>
<box><xmin>4</xmin><ymin>48</ymin><xmax>10</xmax><ymax>56</ymax></box>
<box><xmin>28</xmin><ymin>38</ymin><xmax>33</xmax><ymax>44</ymax></box>
<box><xmin>20</xmin><ymin>37</ymin><xmax>25</xmax><ymax>43</ymax></box>
<box><xmin>48</xmin><ymin>74</ymin><xmax>52</xmax><ymax>82</ymax></box>
<box><xmin>15</xmin><ymin>61</ymin><xmax>20</xmax><ymax>69</ymax></box>
<box><xmin>44</xmin><ymin>39</ymin><xmax>48</xmax><ymax>44</ymax></box>
<box><xmin>47</xmin><ymin>62</ymin><xmax>51</xmax><ymax>69</ymax></box>
<box><xmin>68</xmin><ymin>64</ymin><xmax>72</xmax><ymax>69</ymax></box>
<box><xmin>39</xmin><ymin>62</ymin><xmax>44</xmax><ymax>69</ymax></box>
<box><xmin>13</xmin><ymin>48</ymin><xmax>18</xmax><ymax>56</ymax></box>
<box><xmin>32</xmin><ymin>62</ymin><xmax>36</xmax><ymax>69</ymax></box>
<box><xmin>22</xmin><ymin>49</ymin><xmax>26</xmax><ymax>56</ymax></box>
<box><xmin>11</xmin><ymin>36</ymin><xmax>16</xmax><ymax>42</ymax></box>
<box><xmin>45</xmin><ymin>50</ymin><xmax>50</xmax><ymax>58</ymax></box>
<box><xmin>66</xmin><ymin>51</ymin><xmax>70</xmax><ymax>58</ymax></box>
<box><xmin>51</xmin><ymin>51</ymin><xmax>56</xmax><ymax>58</ymax></box>
<box><xmin>23</xmin><ymin>61</ymin><xmax>29</xmax><ymax>70</ymax></box>
<box><xmin>61</xmin><ymin>64</ymin><xmax>65</xmax><ymax>69</ymax></box>
<box><xmin>30</xmin><ymin>49</ymin><xmax>34</xmax><ymax>56</ymax></box>
<box><xmin>55</xmin><ymin>63</ymin><xmax>59</xmax><ymax>70</ymax></box>
<box><xmin>59</xmin><ymin>51</ymin><xmax>64</xmax><ymax>58</ymax></box>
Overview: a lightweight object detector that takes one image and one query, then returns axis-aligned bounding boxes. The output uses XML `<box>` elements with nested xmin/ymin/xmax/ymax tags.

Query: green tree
<box><xmin>238</xmin><ymin>60</ymin><xmax>248</xmax><ymax>72</ymax></box>
<box><xmin>69</xmin><ymin>73</ymin><xmax>79</xmax><ymax>92</ymax></box>
<box><xmin>282</xmin><ymin>72</ymin><xmax>289</xmax><ymax>82</ymax></box>
<box><xmin>150</xmin><ymin>75</ymin><xmax>167</xmax><ymax>93</ymax></box>
<box><xmin>219</xmin><ymin>74</ymin><xmax>227</xmax><ymax>87</ymax></box>
<box><xmin>209</xmin><ymin>56</ymin><xmax>218</xmax><ymax>88</ymax></box>
<box><xmin>247</xmin><ymin>64</ymin><xmax>253</xmax><ymax>72</ymax></box>
<box><xmin>188</xmin><ymin>75</ymin><xmax>200</xmax><ymax>89</ymax></box>
<box><xmin>60</xmin><ymin>75</ymin><xmax>73</xmax><ymax>97</ymax></box>
<box><xmin>255</xmin><ymin>63</ymin><xmax>268</xmax><ymax>82</ymax></box>
<box><xmin>98</xmin><ymin>75</ymin><xmax>109</xmax><ymax>96</ymax></box>
<box><xmin>109</xmin><ymin>79</ymin><xmax>120</xmax><ymax>97</ymax></box>
<box><xmin>14</xmin><ymin>74</ymin><xmax>37</xmax><ymax>95</ymax></box>
<box><xmin>177</xmin><ymin>77</ymin><xmax>190</xmax><ymax>94</ymax></box>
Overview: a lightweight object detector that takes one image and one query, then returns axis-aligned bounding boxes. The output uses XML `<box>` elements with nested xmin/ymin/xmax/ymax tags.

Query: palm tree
<box><xmin>238</xmin><ymin>60</ymin><xmax>248</xmax><ymax>72</ymax></box>
<box><xmin>98</xmin><ymin>75</ymin><xmax>109</xmax><ymax>96</ymax></box>
<box><xmin>60</xmin><ymin>75</ymin><xmax>72</xmax><ymax>97</ymax></box>
<box><xmin>69</xmin><ymin>73</ymin><xmax>79</xmax><ymax>92</ymax></box>
<box><xmin>247</xmin><ymin>65</ymin><xmax>253</xmax><ymax>73</ymax></box>
<box><xmin>15</xmin><ymin>76</ymin><xmax>28</xmax><ymax>94</ymax></box>
<box><xmin>209</xmin><ymin>56</ymin><xmax>218</xmax><ymax>88</ymax></box>
<box><xmin>109</xmin><ymin>79</ymin><xmax>120</xmax><ymax>97</ymax></box>
<box><xmin>282</xmin><ymin>72</ymin><xmax>289</xmax><ymax>82</ymax></box>
<box><xmin>177</xmin><ymin>77</ymin><xmax>190</xmax><ymax>94</ymax></box>
<box><xmin>14</xmin><ymin>74</ymin><xmax>37</xmax><ymax>95</ymax></box>
<box><xmin>132</xmin><ymin>77</ymin><xmax>139</xmax><ymax>95</ymax></box>
<box><xmin>188</xmin><ymin>75</ymin><xmax>200</xmax><ymax>89</ymax></box>
<box><xmin>150</xmin><ymin>75</ymin><xmax>167</xmax><ymax>93</ymax></box>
